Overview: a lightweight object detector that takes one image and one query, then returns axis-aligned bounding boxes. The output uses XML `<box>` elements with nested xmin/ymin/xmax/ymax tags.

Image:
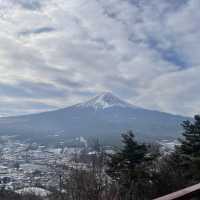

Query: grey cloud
<box><xmin>17</xmin><ymin>81</ymin><xmax>67</xmax><ymax>99</ymax></box>
<box><xmin>0</xmin><ymin>81</ymin><xmax>66</xmax><ymax>99</ymax></box>
<box><xmin>18</xmin><ymin>27</ymin><xmax>55</xmax><ymax>36</ymax></box>
<box><xmin>0</xmin><ymin>100</ymin><xmax>57</xmax><ymax>117</ymax></box>
<box><xmin>0</xmin><ymin>0</ymin><xmax>200</xmax><ymax>116</ymax></box>
<box><xmin>0</xmin><ymin>83</ymin><xmax>30</xmax><ymax>98</ymax></box>
<box><xmin>55</xmin><ymin>78</ymin><xmax>83</xmax><ymax>88</ymax></box>
<box><xmin>14</xmin><ymin>0</ymin><xmax>43</xmax><ymax>10</ymax></box>
<box><xmin>91</xmin><ymin>37</ymin><xmax>115</xmax><ymax>50</ymax></box>
<box><xmin>134</xmin><ymin>66</ymin><xmax>200</xmax><ymax>116</ymax></box>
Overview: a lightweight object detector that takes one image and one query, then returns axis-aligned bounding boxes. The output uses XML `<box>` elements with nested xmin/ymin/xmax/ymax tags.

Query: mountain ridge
<box><xmin>0</xmin><ymin>92</ymin><xmax>190</xmax><ymax>143</ymax></box>
<box><xmin>0</xmin><ymin>92</ymin><xmax>189</xmax><ymax>119</ymax></box>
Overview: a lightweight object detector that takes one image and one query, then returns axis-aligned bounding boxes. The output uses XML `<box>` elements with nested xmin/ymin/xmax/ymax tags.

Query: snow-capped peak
<box><xmin>76</xmin><ymin>92</ymin><xmax>133</xmax><ymax>110</ymax></box>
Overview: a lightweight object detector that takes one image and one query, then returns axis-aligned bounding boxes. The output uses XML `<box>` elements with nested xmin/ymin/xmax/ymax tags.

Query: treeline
<box><xmin>1</xmin><ymin>115</ymin><xmax>200</xmax><ymax>200</ymax></box>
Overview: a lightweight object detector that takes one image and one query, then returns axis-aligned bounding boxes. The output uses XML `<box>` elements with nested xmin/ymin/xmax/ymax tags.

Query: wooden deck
<box><xmin>153</xmin><ymin>183</ymin><xmax>200</xmax><ymax>200</ymax></box>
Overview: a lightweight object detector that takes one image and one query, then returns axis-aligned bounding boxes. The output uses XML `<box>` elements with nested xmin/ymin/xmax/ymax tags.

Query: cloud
<box><xmin>0</xmin><ymin>0</ymin><xmax>199</xmax><ymax>116</ymax></box>
<box><xmin>18</xmin><ymin>27</ymin><xmax>55</xmax><ymax>36</ymax></box>
<box><xmin>10</xmin><ymin>0</ymin><xmax>44</xmax><ymax>10</ymax></box>
<box><xmin>134</xmin><ymin>66</ymin><xmax>200</xmax><ymax>116</ymax></box>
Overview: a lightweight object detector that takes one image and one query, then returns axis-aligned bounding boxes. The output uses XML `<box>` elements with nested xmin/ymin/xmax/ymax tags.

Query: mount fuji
<box><xmin>75</xmin><ymin>92</ymin><xmax>133</xmax><ymax>109</ymax></box>
<box><xmin>0</xmin><ymin>92</ymin><xmax>190</xmax><ymax>143</ymax></box>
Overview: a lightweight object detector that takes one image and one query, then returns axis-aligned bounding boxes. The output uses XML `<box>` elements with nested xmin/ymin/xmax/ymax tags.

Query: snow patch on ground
<box><xmin>15</xmin><ymin>187</ymin><xmax>51</xmax><ymax>197</ymax></box>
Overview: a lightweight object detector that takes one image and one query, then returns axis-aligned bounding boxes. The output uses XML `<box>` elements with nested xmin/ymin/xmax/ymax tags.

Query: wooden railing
<box><xmin>153</xmin><ymin>183</ymin><xmax>200</xmax><ymax>200</ymax></box>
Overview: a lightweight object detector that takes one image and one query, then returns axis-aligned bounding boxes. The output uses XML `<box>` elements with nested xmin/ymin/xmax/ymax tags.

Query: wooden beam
<box><xmin>153</xmin><ymin>183</ymin><xmax>200</xmax><ymax>200</ymax></box>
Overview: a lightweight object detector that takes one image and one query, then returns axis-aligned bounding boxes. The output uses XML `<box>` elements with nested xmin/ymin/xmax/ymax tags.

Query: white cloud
<box><xmin>0</xmin><ymin>0</ymin><xmax>199</xmax><ymax>116</ymax></box>
<box><xmin>134</xmin><ymin>66</ymin><xmax>200</xmax><ymax>116</ymax></box>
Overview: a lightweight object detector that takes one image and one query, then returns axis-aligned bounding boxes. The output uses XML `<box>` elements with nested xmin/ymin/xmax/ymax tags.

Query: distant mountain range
<box><xmin>0</xmin><ymin>92</ymin><xmax>190</xmax><ymax>144</ymax></box>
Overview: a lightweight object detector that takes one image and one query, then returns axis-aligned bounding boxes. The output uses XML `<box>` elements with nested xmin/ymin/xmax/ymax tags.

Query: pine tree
<box><xmin>107</xmin><ymin>131</ymin><xmax>147</xmax><ymax>177</ymax></box>
<box><xmin>176</xmin><ymin>115</ymin><xmax>200</xmax><ymax>182</ymax></box>
<box><xmin>180</xmin><ymin>115</ymin><xmax>200</xmax><ymax>156</ymax></box>
<box><xmin>107</xmin><ymin>131</ymin><xmax>151</xmax><ymax>199</ymax></box>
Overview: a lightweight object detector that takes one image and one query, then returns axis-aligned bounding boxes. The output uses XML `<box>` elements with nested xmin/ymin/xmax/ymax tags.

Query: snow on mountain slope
<box><xmin>75</xmin><ymin>92</ymin><xmax>134</xmax><ymax>110</ymax></box>
<box><xmin>0</xmin><ymin>92</ymin><xmax>191</xmax><ymax>143</ymax></box>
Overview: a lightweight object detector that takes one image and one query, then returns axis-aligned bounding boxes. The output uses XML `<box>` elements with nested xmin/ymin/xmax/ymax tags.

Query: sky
<box><xmin>0</xmin><ymin>0</ymin><xmax>200</xmax><ymax>117</ymax></box>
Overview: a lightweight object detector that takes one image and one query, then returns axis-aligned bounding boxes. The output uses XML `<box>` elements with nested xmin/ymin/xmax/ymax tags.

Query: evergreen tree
<box><xmin>107</xmin><ymin>131</ymin><xmax>151</xmax><ymax>199</ymax></box>
<box><xmin>176</xmin><ymin>115</ymin><xmax>200</xmax><ymax>182</ymax></box>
